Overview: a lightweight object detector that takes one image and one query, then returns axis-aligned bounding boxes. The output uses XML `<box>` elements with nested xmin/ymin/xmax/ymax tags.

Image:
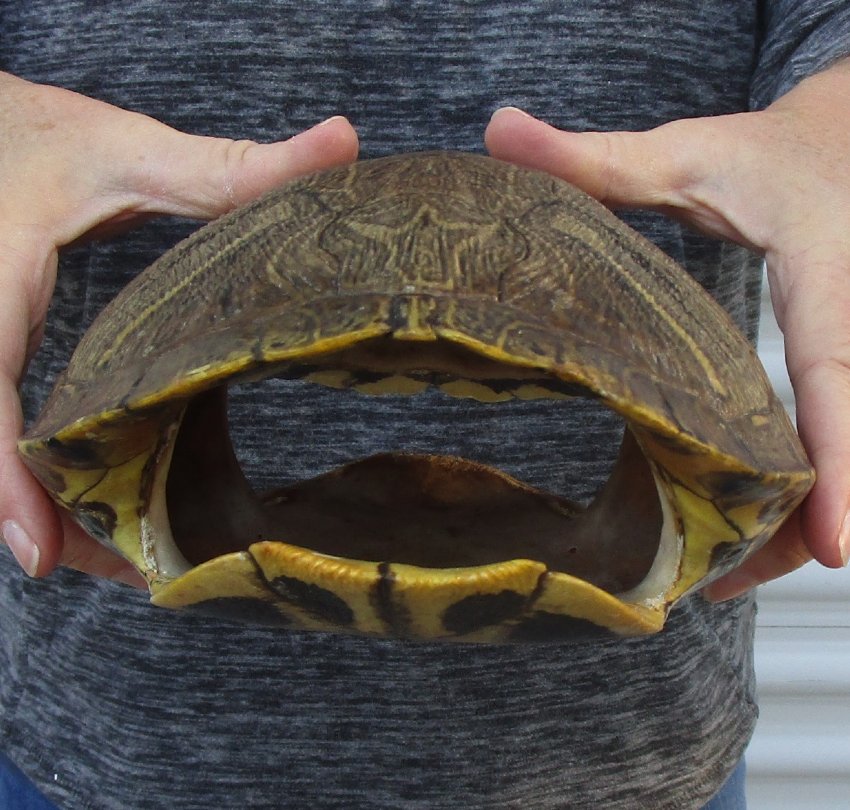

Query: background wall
<box><xmin>748</xmin><ymin>273</ymin><xmax>850</xmax><ymax>808</ymax></box>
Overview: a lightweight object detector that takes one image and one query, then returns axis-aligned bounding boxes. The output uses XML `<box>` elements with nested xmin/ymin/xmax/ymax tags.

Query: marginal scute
<box><xmin>532</xmin><ymin>570</ymin><xmax>665</xmax><ymax>635</ymax></box>
<box><xmin>386</xmin><ymin>558</ymin><xmax>546</xmax><ymax>641</ymax></box>
<box><xmin>151</xmin><ymin>551</ymin><xmax>280</xmax><ymax>613</ymax></box>
<box><xmin>19</xmin><ymin>152</ymin><xmax>815</xmax><ymax>642</ymax></box>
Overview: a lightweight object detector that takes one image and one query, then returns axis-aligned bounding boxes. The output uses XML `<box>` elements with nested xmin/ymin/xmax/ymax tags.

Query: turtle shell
<box><xmin>19</xmin><ymin>152</ymin><xmax>814</xmax><ymax>642</ymax></box>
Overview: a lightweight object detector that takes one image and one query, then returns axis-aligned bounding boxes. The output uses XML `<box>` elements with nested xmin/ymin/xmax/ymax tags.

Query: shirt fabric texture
<box><xmin>1</xmin><ymin>2</ymin><xmax>849</xmax><ymax>808</ymax></box>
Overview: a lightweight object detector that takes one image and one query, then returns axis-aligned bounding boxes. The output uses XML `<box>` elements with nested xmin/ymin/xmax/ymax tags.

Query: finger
<box><xmin>57</xmin><ymin>515</ymin><xmax>147</xmax><ymax>588</ymax></box>
<box><xmin>0</xmin><ymin>71</ymin><xmax>359</xmax><ymax>242</ymax></box>
<box><xmin>0</xmin><ymin>378</ymin><xmax>63</xmax><ymax>576</ymax></box>
<box><xmin>2</xmin><ymin>366</ymin><xmax>138</xmax><ymax>586</ymax></box>
<box><xmin>706</xmin><ymin>249</ymin><xmax>850</xmax><ymax>593</ymax></box>
<box><xmin>484</xmin><ymin>106</ymin><xmax>766</xmax><ymax>249</ymax></box>
<box><xmin>792</xmin><ymin>360</ymin><xmax>850</xmax><ymax>569</ymax></box>
<box><xmin>772</xmin><ymin>251</ymin><xmax>850</xmax><ymax>569</ymax></box>
<box><xmin>112</xmin><ymin>114</ymin><xmax>360</xmax><ymax>224</ymax></box>
<box><xmin>0</xmin><ymin>77</ymin><xmax>358</xmax><ymax>584</ymax></box>
<box><xmin>485</xmin><ymin>101</ymin><xmax>850</xmax><ymax>582</ymax></box>
<box><xmin>2</xmin><ymin>362</ymin><xmax>149</xmax><ymax>588</ymax></box>
<box><xmin>484</xmin><ymin>106</ymin><xmax>695</xmax><ymax>208</ymax></box>
<box><xmin>0</xmin><ymin>462</ymin><xmax>144</xmax><ymax>587</ymax></box>
<box><xmin>703</xmin><ymin>515</ymin><xmax>811</xmax><ymax>601</ymax></box>
<box><xmin>716</xmin><ymin>353</ymin><xmax>850</xmax><ymax>596</ymax></box>
<box><xmin>0</xmin><ymin>225</ymin><xmax>64</xmax><ymax>576</ymax></box>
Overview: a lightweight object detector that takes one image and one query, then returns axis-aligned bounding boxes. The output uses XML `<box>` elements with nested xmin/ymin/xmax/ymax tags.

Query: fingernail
<box><xmin>314</xmin><ymin>115</ymin><xmax>347</xmax><ymax>129</ymax></box>
<box><xmin>291</xmin><ymin>116</ymin><xmax>348</xmax><ymax>140</ymax></box>
<box><xmin>490</xmin><ymin>106</ymin><xmax>534</xmax><ymax>122</ymax></box>
<box><xmin>1</xmin><ymin>520</ymin><xmax>39</xmax><ymax>577</ymax></box>
<box><xmin>839</xmin><ymin>510</ymin><xmax>850</xmax><ymax>566</ymax></box>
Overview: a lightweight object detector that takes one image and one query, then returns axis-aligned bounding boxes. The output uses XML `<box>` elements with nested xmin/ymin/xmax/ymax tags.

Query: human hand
<box><xmin>485</xmin><ymin>59</ymin><xmax>850</xmax><ymax>599</ymax></box>
<box><xmin>0</xmin><ymin>71</ymin><xmax>358</xmax><ymax>587</ymax></box>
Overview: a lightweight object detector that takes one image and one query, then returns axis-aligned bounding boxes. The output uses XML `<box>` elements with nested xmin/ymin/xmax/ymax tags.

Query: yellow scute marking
<box><xmin>354</xmin><ymin>375</ymin><xmax>430</xmax><ymax>396</ymax></box>
<box><xmin>439</xmin><ymin>380</ymin><xmax>512</xmax><ymax>402</ymax></box>
<box><xmin>152</xmin><ymin>552</ymin><xmax>268</xmax><ymax>602</ymax></box>
<box><xmin>666</xmin><ymin>483</ymin><xmax>741</xmax><ymax>599</ymax></box>
<box><xmin>512</xmin><ymin>384</ymin><xmax>571</xmax><ymax>401</ymax></box>
<box><xmin>73</xmin><ymin>450</ymin><xmax>158</xmax><ymax>570</ymax></box>
<box><xmin>305</xmin><ymin>369</ymin><xmax>352</xmax><ymax>389</ymax></box>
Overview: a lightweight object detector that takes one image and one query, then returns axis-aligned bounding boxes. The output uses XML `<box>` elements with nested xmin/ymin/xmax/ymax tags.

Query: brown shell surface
<box><xmin>27</xmin><ymin>152</ymin><xmax>806</xmax><ymax>476</ymax></box>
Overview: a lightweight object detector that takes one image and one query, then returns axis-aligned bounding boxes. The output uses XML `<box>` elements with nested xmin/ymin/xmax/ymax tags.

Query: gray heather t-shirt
<box><xmin>1</xmin><ymin>2</ymin><xmax>849</xmax><ymax>808</ymax></box>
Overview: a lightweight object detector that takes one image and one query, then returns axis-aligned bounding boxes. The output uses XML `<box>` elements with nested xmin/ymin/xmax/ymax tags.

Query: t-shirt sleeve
<box><xmin>751</xmin><ymin>0</ymin><xmax>850</xmax><ymax>108</ymax></box>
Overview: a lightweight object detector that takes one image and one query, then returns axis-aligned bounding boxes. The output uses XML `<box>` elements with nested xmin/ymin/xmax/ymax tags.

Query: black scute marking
<box><xmin>45</xmin><ymin>436</ymin><xmax>101</xmax><ymax>466</ymax></box>
<box><xmin>218</xmin><ymin>281</ymin><xmax>237</xmax><ymax>317</ymax></box>
<box><xmin>698</xmin><ymin>470</ymin><xmax>772</xmax><ymax>503</ymax></box>
<box><xmin>389</xmin><ymin>295</ymin><xmax>411</xmax><ymax>331</ymax></box>
<box><xmin>371</xmin><ymin>562</ymin><xmax>412</xmax><ymax>636</ymax></box>
<box><xmin>185</xmin><ymin>597</ymin><xmax>292</xmax><ymax>626</ymax></box>
<box><xmin>442</xmin><ymin>590</ymin><xmax>526</xmax><ymax>635</ymax></box>
<box><xmin>647</xmin><ymin>430</ymin><xmax>694</xmax><ymax>456</ymax></box>
<box><xmin>757</xmin><ymin>484</ymin><xmax>808</xmax><ymax>526</ymax></box>
<box><xmin>75</xmin><ymin>501</ymin><xmax>118</xmax><ymax>543</ymax></box>
<box><xmin>268</xmin><ymin>575</ymin><xmax>355</xmax><ymax>626</ymax></box>
<box><xmin>708</xmin><ymin>540</ymin><xmax>751</xmax><ymax>576</ymax></box>
<box><xmin>509</xmin><ymin>611</ymin><xmax>616</xmax><ymax>643</ymax></box>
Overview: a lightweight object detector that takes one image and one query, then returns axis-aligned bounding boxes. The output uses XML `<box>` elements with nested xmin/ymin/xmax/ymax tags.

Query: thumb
<box><xmin>484</xmin><ymin>97</ymin><xmax>850</xmax><ymax>587</ymax></box>
<box><xmin>484</xmin><ymin>107</ymin><xmax>695</xmax><ymax>207</ymax></box>
<box><xmin>0</xmin><ymin>72</ymin><xmax>360</xmax><ymax>244</ymax></box>
<box><xmin>48</xmin><ymin>117</ymin><xmax>361</xmax><ymax>247</ymax></box>
<box><xmin>484</xmin><ymin>106</ymin><xmax>765</xmax><ymax>250</ymax></box>
<box><xmin>0</xmin><ymin>73</ymin><xmax>360</xmax><ymax>584</ymax></box>
<box><xmin>115</xmin><ymin>114</ymin><xmax>361</xmax><ymax>224</ymax></box>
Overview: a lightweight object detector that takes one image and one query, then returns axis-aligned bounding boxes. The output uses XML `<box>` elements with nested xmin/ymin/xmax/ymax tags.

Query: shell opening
<box><xmin>152</xmin><ymin>338</ymin><xmax>676</xmax><ymax>601</ymax></box>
